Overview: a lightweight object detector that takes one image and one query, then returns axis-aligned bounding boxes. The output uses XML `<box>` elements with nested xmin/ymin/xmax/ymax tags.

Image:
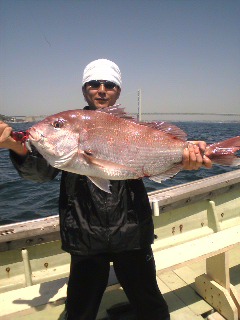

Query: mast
<box><xmin>137</xmin><ymin>89</ymin><xmax>142</xmax><ymax>121</ymax></box>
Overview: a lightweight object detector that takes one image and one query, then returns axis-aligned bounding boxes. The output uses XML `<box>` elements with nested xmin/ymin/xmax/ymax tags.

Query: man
<box><xmin>0</xmin><ymin>59</ymin><xmax>211</xmax><ymax>320</ymax></box>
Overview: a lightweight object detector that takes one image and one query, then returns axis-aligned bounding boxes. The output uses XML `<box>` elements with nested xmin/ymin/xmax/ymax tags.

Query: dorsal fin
<box><xmin>96</xmin><ymin>106</ymin><xmax>187</xmax><ymax>140</ymax></box>
<box><xmin>96</xmin><ymin>105</ymin><xmax>135</xmax><ymax>120</ymax></box>
<box><xmin>139</xmin><ymin>121</ymin><xmax>187</xmax><ymax>140</ymax></box>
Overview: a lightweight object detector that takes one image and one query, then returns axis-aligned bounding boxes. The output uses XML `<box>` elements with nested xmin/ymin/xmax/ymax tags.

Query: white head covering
<box><xmin>82</xmin><ymin>59</ymin><xmax>122</xmax><ymax>88</ymax></box>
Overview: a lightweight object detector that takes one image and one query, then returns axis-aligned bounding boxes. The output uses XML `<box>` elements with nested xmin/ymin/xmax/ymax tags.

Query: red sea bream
<box><xmin>28</xmin><ymin>107</ymin><xmax>240</xmax><ymax>192</ymax></box>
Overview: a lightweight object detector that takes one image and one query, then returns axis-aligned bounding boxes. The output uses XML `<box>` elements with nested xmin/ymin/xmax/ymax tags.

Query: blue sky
<box><xmin>0</xmin><ymin>0</ymin><xmax>240</xmax><ymax>118</ymax></box>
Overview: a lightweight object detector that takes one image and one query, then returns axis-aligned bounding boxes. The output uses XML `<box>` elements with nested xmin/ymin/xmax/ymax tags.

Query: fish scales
<box><xmin>83</xmin><ymin>112</ymin><xmax>184</xmax><ymax>168</ymax></box>
<box><xmin>84</xmin><ymin>117</ymin><xmax>184</xmax><ymax>175</ymax></box>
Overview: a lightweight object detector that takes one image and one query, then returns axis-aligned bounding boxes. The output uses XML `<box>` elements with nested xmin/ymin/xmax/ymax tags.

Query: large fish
<box><xmin>28</xmin><ymin>107</ymin><xmax>240</xmax><ymax>192</ymax></box>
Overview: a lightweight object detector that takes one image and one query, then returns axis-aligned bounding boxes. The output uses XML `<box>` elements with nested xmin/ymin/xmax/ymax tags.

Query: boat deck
<box><xmin>1</xmin><ymin>171</ymin><xmax>240</xmax><ymax>319</ymax></box>
<box><xmin>2</xmin><ymin>245</ymin><xmax>239</xmax><ymax>320</ymax></box>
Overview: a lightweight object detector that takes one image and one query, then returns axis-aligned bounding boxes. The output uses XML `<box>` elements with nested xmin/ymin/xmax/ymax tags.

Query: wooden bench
<box><xmin>154</xmin><ymin>225</ymin><xmax>240</xmax><ymax>320</ymax></box>
<box><xmin>147</xmin><ymin>170</ymin><xmax>240</xmax><ymax>320</ymax></box>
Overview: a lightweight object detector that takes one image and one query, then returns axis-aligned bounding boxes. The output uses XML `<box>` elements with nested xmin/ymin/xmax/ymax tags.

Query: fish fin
<box><xmin>82</xmin><ymin>152</ymin><xmax>139</xmax><ymax>177</ymax></box>
<box><xmin>97</xmin><ymin>106</ymin><xmax>187</xmax><ymax>140</ymax></box>
<box><xmin>139</xmin><ymin>121</ymin><xmax>187</xmax><ymax>140</ymax></box>
<box><xmin>149</xmin><ymin>164</ymin><xmax>182</xmax><ymax>183</ymax></box>
<box><xmin>96</xmin><ymin>106</ymin><xmax>135</xmax><ymax>120</ymax></box>
<box><xmin>205</xmin><ymin>136</ymin><xmax>240</xmax><ymax>166</ymax></box>
<box><xmin>87</xmin><ymin>176</ymin><xmax>112</xmax><ymax>193</ymax></box>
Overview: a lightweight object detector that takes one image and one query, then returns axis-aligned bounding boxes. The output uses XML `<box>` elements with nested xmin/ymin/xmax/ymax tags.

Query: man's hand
<box><xmin>0</xmin><ymin>121</ymin><xmax>13</xmax><ymax>147</ymax></box>
<box><xmin>182</xmin><ymin>141</ymin><xmax>212</xmax><ymax>170</ymax></box>
<box><xmin>0</xmin><ymin>121</ymin><xmax>28</xmax><ymax>156</ymax></box>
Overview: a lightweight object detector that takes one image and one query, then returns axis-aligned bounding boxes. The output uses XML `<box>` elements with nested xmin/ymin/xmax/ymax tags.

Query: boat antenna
<box><xmin>137</xmin><ymin>89</ymin><xmax>142</xmax><ymax>121</ymax></box>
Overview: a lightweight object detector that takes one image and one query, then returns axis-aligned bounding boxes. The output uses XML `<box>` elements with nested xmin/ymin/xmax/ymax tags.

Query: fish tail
<box><xmin>205</xmin><ymin>136</ymin><xmax>240</xmax><ymax>166</ymax></box>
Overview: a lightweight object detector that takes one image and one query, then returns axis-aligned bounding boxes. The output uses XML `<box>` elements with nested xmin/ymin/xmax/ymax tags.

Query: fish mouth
<box><xmin>29</xmin><ymin>127</ymin><xmax>45</xmax><ymax>143</ymax></box>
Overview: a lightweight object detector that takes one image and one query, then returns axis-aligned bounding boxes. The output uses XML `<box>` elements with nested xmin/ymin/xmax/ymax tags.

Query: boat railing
<box><xmin>0</xmin><ymin>169</ymin><xmax>240</xmax><ymax>319</ymax></box>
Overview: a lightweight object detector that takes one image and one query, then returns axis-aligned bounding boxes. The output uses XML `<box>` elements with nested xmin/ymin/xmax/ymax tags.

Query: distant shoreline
<box><xmin>136</xmin><ymin>113</ymin><xmax>240</xmax><ymax>123</ymax></box>
<box><xmin>3</xmin><ymin>112</ymin><xmax>240</xmax><ymax>124</ymax></box>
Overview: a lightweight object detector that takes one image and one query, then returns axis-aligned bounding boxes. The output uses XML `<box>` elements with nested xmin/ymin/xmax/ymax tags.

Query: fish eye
<box><xmin>52</xmin><ymin>119</ymin><xmax>64</xmax><ymax>129</ymax></box>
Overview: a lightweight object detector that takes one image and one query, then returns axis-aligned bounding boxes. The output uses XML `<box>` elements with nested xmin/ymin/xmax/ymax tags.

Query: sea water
<box><xmin>0</xmin><ymin>121</ymin><xmax>239</xmax><ymax>225</ymax></box>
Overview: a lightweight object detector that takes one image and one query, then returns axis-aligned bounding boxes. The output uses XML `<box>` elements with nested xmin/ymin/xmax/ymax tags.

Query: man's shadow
<box><xmin>13</xmin><ymin>277</ymin><xmax>68</xmax><ymax>313</ymax></box>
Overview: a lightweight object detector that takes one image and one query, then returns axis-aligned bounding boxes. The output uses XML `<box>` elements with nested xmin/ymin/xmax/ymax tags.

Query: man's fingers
<box><xmin>182</xmin><ymin>147</ymin><xmax>190</xmax><ymax>169</ymax></box>
<box><xmin>182</xmin><ymin>143</ymin><xmax>207</xmax><ymax>170</ymax></box>
<box><xmin>0</xmin><ymin>127</ymin><xmax>12</xmax><ymax>143</ymax></box>
<box><xmin>188</xmin><ymin>144</ymin><xmax>202</xmax><ymax>170</ymax></box>
<box><xmin>203</xmin><ymin>155</ymin><xmax>212</xmax><ymax>168</ymax></box>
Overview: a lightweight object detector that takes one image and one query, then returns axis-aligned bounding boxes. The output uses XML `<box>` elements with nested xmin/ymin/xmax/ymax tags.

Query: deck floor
<box><xmin>2</xmin><ymin>245</ymin><xmax>240</xmax><ymax>320</ymax></box>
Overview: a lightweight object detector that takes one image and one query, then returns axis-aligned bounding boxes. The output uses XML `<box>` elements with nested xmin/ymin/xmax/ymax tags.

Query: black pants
<box><xmin>66</xmin><ymin>247</ymin><xmax>170</xmax><ymax>320</ymax></box>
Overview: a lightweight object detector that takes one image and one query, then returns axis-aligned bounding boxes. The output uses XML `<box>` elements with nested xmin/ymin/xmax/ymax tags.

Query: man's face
<box><xmin>82</xmin><ymin>80</ymin><xmax>121</xmax><ymax>109</ymax></box>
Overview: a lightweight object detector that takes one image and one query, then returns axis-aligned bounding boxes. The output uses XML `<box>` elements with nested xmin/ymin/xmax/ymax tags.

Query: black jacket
<box><xmin>10</xmin><ymin>122</ymin><xmax>154</xmax><ymax>255</ymax></box>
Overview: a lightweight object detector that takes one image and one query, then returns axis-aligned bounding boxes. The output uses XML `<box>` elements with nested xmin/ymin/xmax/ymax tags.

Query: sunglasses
<box><xmin>86</xmin><ymin>80</ymin><xmax>117</xmax><ymax>90</ymax></box>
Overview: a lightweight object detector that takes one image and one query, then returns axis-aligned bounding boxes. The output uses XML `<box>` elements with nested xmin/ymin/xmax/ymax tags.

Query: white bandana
<box><xmin>82</xmin><ymin>59</ymin><xmax>122</xmax><ymax>88</ymax></box>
